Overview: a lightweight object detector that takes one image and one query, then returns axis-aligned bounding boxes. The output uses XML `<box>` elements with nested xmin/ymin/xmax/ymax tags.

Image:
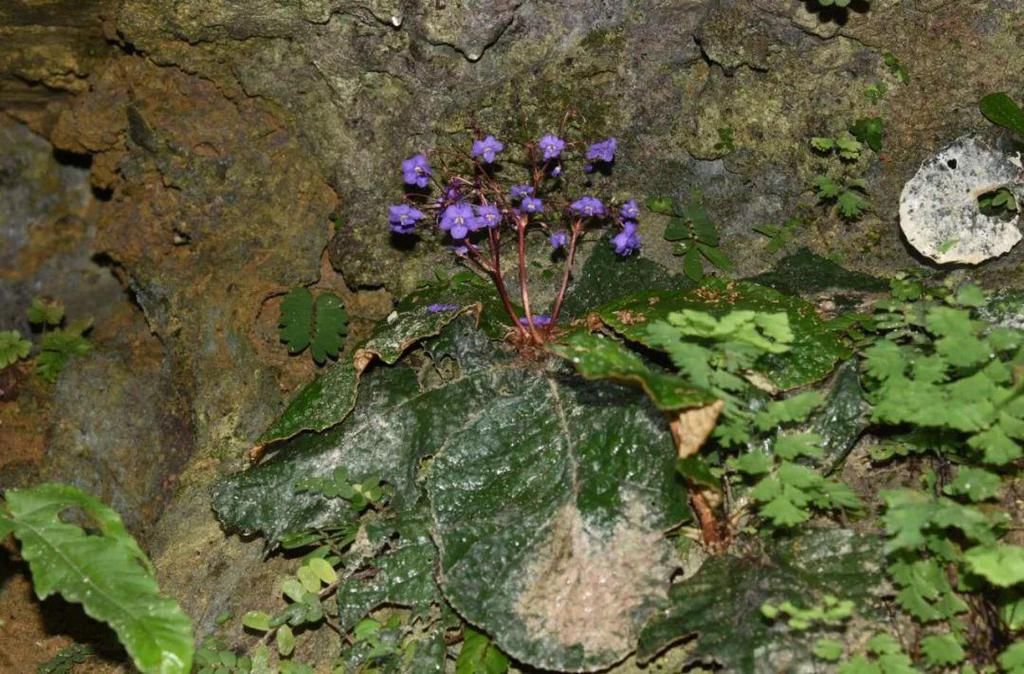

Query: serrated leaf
<box><xmin>2</xmin><ymin>483</ymin><xmax>193</xmax><ymax>673</ymax></box>
<box><xmin>456</xmin><ymin>628</ymin><xmax>509</xmax><ymax>674</ymax></box>
<box><xmin>549</xmin><ymin>330</ymin><xmax>714</xmax><ymax>411</ymax></box>
<box><xmin>1000</xmin><ymin>641</ymin><xmax>1024</xmax><ymax>674</ymax></box>
<box><xmin>0</xmin><ymin>330</ymin><xmax>31</xmax><ymax>368</ymax></box>
<box><xmin>309</xmin><ymin>293</ymin><xmax>348</xmax><ymax>364</ymax></box>
<box><xmin>638</xmin><ymin>530</ymin><xmax>884</xmax><ymax>673</ymax></box>
<box><xmin>596</xmin><ymin>280</ymin><xmax>849</xmax><ymax>389</ymax></box>
<box><xmin>754</xmin><ymin>392</ymin><xmax>825</xmax><ymax>430</ymax></box>
<box><xmin>279</xmin><ymin>288</ymin><xmax>314</xmax><ymax>353</ymax></box>
<box><xmin>837</xmin><ymin>190</ymin><xmax>869</xmax><ymax>219</ymax></box>
<box><xmin>944</xmin><ymin>467</ymin><xmax>1001</xmax><ymax>502</ymax></box>
<box><xmin>812</xmin><ymin>175</ymin><xmax>839</xmax><ymax>200</ymax></box>
<box><xmin>980</xmin><ymin>92</ymin><xmax>1024</xmax><ymax>137</ymax></box>
<box><xmin>814</xmin><ymin>638</ymin><xmax>844</xmax><ymax>661</ymax></box>
<box><xmin>963</xmin><ymin>544</ymin><xmax>1024</xmax><ymax>587</ymax></box>
<box><xmin>36</xmin><ymin>321</ymin><xmax>91</xmax><ymax>382</ymax></box>
<box><xmin>920</xmin><ymin>633</ymin><xmax>964</xmax><ymax>667</ymax></box>
<box><xmin>811</xmin><ymin>137</ymin><xmax>836</xmax><ymax>152</ymax></box>
<box><xmin>663</xmin><ymin>218</ymin><xmax>691</xmax><ymax>242</ymax></box>
<box><xmin>278</xmin><ymin>289</ymin><xmax>348</xmax><ymax>364</ymax></box>
<box><xmin>27</xmin><ymin>297</ymin><xmax>65</xmax><ymax>326</ymax></box>
<box><xmin>835</xmin><ymin>134</ymin><xmax>864</xmax><ymax>160</ymax></box>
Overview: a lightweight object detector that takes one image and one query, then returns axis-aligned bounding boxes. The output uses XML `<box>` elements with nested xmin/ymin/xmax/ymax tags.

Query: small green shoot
<box><xmin>27</xmin><ymin>297</ymin><xmax>65</xmax><ymax>327</ymax></box>
<box><xmin>648</xmin><ymin>195</ymin><xmax>732</xmax><ymax>281</ymax></box>
<box><xmin>850</xmin><ymin>117</ymin><xmax>884</xmax><ymax>153</ymax></box>
<box><xmin>278</xmin><ymin>287</ymin><xmax>348</xmax><ymax>365</ymax></box>
<box><xmin>36</xmin><ymin>319</ymin><xmax>92</xmax><ymax>382</ymax></box>
<box><xmin>714</xmin><ymin>127</ymin><xmax>736</xmax><ymax>153</ymax></box>
<box><xmin>0</xmin><ymin>330</ymin><xmax>31</xmax><ymax>369</ymax></box>
<box><xmin>813</xmin><ymin>176</ymin><xmax>870</xmax><ymax>220</ymax></box>
<box><xmin>883</xmin><ymin>52</ymin><xmax>910</xmax><ymax>84</ymax></box>
<box><xmin>754</xmin><ymin>217</ymin><xmax>804</xmax><ymax>253</ymax></box>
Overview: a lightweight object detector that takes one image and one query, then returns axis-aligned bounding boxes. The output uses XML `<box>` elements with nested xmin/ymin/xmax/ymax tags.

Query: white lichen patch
<box><xmin>513</xmin><ymin>497</ymin><xmax>673</xmax><ymax>668</ymax></box>
<box><xmin>900</xmin><ymin>136</ymin><xmax>1024</xmax><ymax>265</ymax></box>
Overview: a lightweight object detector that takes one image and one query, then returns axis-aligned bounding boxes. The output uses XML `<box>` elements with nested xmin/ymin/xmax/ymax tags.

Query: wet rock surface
<box><xmin>3</xmin><ymin>0</ymin><xmax>1024</xmax><ymax>667</ymax></box>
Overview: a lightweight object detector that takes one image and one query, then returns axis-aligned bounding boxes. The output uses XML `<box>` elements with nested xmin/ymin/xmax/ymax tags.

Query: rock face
<box><xmin>4</xmin><ymin>0</ymin><xmax>1024</xmax><ymax>658</ymax></box>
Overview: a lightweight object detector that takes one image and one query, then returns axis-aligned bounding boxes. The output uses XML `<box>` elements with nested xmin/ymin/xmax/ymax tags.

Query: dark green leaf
<box><xmin>850</xmin><ymin>117</ymin><xmax>884</xmax><ymax>153</ymax></box>
<box><xmin>663</xmin><ymin>218</ymin><xmax>691</xmax><ymax>242</ymax></box>
<box><xmin>336</xmin><ymin>503</ymin><xmax>443</xmax><ymax>631</ymax></box>
<box><xmin>549</xmin><ymin>330</ymin><xmax>714</xmax><ymax>411</ymax></box>
<box><xmin>638</xmin><ymin>530</ymin><xmax>884</xmax><ymax>673</ymax></box>
<box><xmin>309</xmin><ymin>293</ymin><xmax>348</xmax><ymax>365</ymax></box>
<box><xmin>677</xmin><ymin>456</ymin><xmax>720</xmax><ymax>491</ymax></box>
<box><xmin>980</xmin><ymin>92</ymin><xmax>1024</xmax><ymax>137</ymax></box>
<box><xmin>596</xmin><ymin>281</ymin><xmax>849</xmax><ymax>389</ymax></box>
<box><xmin>36</xmin><ymin>320</ymin><xmax>91</xmax><ymax>382</ymax></box>
<box><xmin>683</xmin><ymin>246</ymin><xmax>704</xmax><ymax>282</ymax></box>
<box><xmin>558</xmin><ymin>241</ymin><xmax>686</xmax><ymax>320</ymax></box>
<box><xmin>279</xmin><ymin>288</ymin><xmax>314</xmax><ymax>354</ymax></box>
<box><xmin>422</xmin><ymin>338</ymin><xmax>686</xmax><ymax>671</ymax></box>
<box><xmin>697</xmin><ymin>243</ymin><xmax>732</xmax><ymax>272</ymax></box>
<box><xmin>747</xmin><ymin>248</ymin><xmax>886</xmax><ymax>296</ymax></box>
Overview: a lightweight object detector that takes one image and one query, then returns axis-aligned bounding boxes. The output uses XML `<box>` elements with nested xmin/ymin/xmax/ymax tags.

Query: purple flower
<box><xmin>388</xmin><ymin>204</ymin><xmax>424</xmax><ymax>234</ymax></box>
<box><xmin>620</xmin><ymin>199</ymin><xmax>639</xmax><ymax>219</ymax></box>
<box><xmin>570</xmin><ymin>196</ymin><xmax>606</xmax><ymax>218</ymax></box>
<box><xmin>428</xmin><ymin>303</ymin><xmax>459</xmax><ymax>312</ymax></box>
<box><xmin>471</xmin><ymin>135</ymin><xmax>505</xmax><ymax>164</ymax></box>
<box><xmin>510</xmin><ymin>184</ymin><xmax>534</xmax><ymax>200</ymax></box>
<box><xmin>586</xmin><ymin>138</ymin><xmax>617</xmax><ymax>163</ymax></box>
<box><xmin>518</xmin><ymin>314</ymin><xmax>552</xmax><ymax>328</ymax></box>
<box><xmin>401</xmin><ymin>154</ymin><xmax>431</xmax><ymax>188</ymax></box>
<box><xmin>451</xmin><ymin>244</ymin><xmax>470</xmax><ymax>257</ymax></box>
<box><xmin>475</xmin><ymin>204</ymin><xmax>502</xmax><ymax>229</ymax></box>
<box><xmin>550</xmin><ymin>231</ymin><xmax>569</xmax><ymax>249</ymax></box>
<box><xmin>521</xmin><ymin>196</ymin><xmax>543</xmax><ymax>214</ymax></box>
<box><xmin>440</xmin><ymin>203</ymin><xmax>476</xmax><ymax>239</ymax></box>
<box><xmin>538</xmin><ymin>133</ymin><xmax>566</xmax><ymax>161</ymax></box>
<box><xmin>612</xmin><ymin>221</ymin><xmax>641</xmax><ymax>256</ymax></box>
<box><xmin>551</xmin><ymin>164</ymin><xmax>563</xmax><ymax>177</ymax></box>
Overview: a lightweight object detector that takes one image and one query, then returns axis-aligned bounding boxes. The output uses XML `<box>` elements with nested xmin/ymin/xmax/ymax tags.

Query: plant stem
<box><xmin>486</xmin><ymin>228</ymin><xmax>529</xmax><ymax>339</ymax></box>
<box><xmin>550</xmin><ymin>218</ymin><xmax>583</xmax><ymax>323</ymax></box>
<box><xmin>516</xmin><ymin>216</ymin><xmax>542</xmax><ymax>344</ymax></box>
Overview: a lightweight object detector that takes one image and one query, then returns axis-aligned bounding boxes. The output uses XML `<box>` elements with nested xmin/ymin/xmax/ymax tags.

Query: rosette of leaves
<box><xmin>647</xmin><ymin>195</ymin><xmax>732</xmax><ymax>281</ymax></box>
<box><xmin>218</xmin><ymin>307</ymin><xmax>688</xmax><ymax>670</ymax></box>
<box><xmin>278</xmin><ymin>287</ymin><xmax>348</xmax><ymax>365</ymax></box>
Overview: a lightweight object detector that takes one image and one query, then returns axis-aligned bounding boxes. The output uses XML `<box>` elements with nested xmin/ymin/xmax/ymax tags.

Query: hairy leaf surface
<box><xmin>217</xmin><ymin>318</ymin><xmax>684</xmax><ymax>671</ymax></box>
<box><xmin>638</xmin><ymin>530</ymin><xmax>884</xmax><ymax>674</ymax></box>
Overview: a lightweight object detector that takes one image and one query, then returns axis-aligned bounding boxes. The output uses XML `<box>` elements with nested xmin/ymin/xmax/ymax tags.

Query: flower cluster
<box><xmin>387</xmin><ymin>129</ymin><xmax>642</xmax><ymax>344</ymax></box>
